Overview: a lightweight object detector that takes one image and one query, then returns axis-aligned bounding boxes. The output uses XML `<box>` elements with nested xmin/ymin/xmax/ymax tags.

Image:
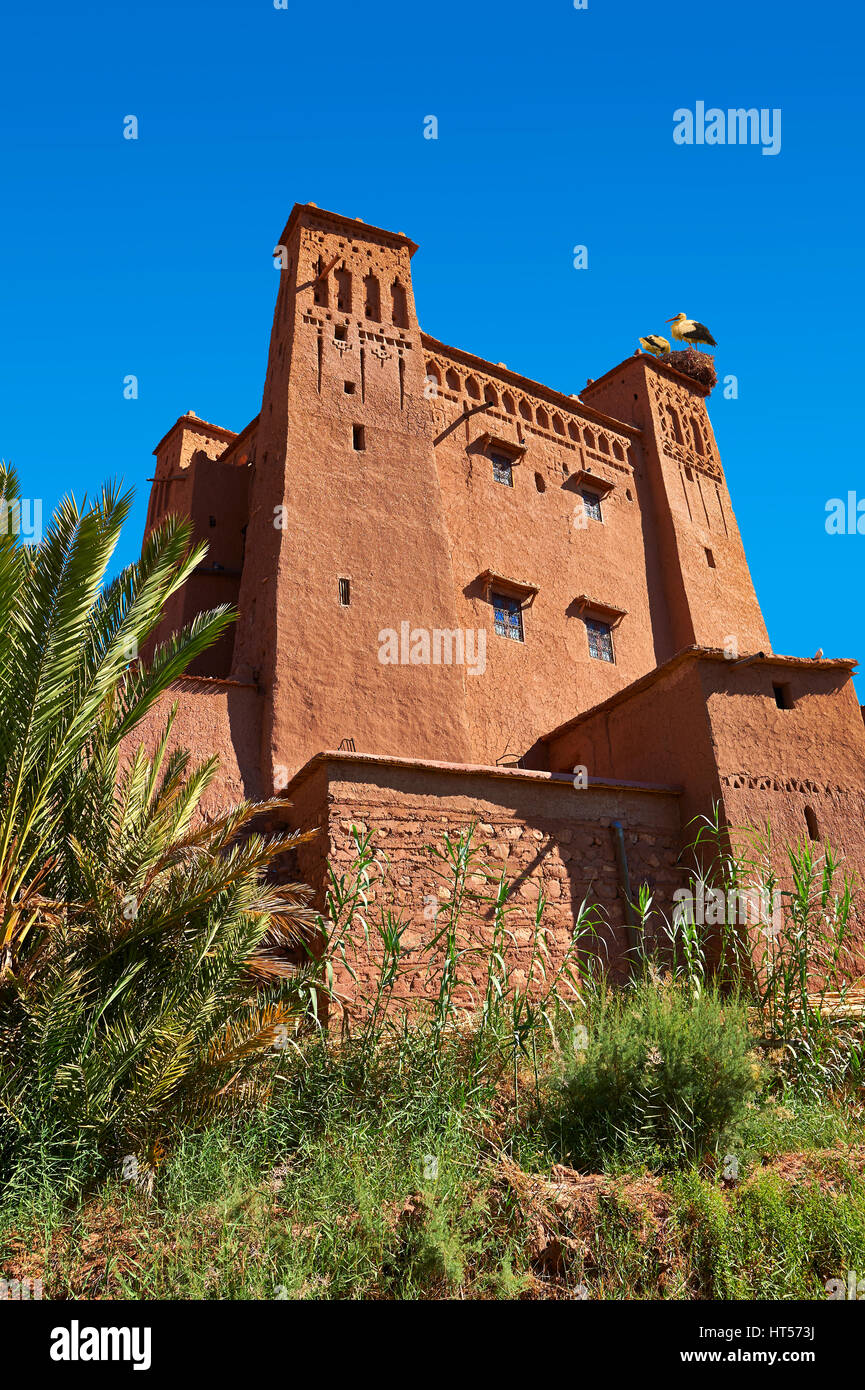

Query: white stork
<box><xmin>639</xmin><ymin>335</ymin><xmax>671</xmax><ymax>357</ymax></box>
<box><xmin>666</xmin><ymin>312</ymin><xmax>717</xmax><ymax>350</ymax></box>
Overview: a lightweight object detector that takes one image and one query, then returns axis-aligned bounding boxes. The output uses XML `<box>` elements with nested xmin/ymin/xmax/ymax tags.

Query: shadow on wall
<box><xmin>279</xmin><ymin>761</ymin><xmax>690</xmax><ymax>1001</ymax></box>
<box><xmin>468</xmin><ymin>809</ymin><xmax>684</xmax><ymax>983</ymax></box>
<box><xmin>226</xmin><ymin>683</ymin><xmax>264</xmax><ymax>803</ymax></box>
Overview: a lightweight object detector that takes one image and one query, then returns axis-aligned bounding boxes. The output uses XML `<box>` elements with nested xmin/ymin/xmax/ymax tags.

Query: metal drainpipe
<box><xmin>612</xmin><ymin>820</ymin><xmax>641</xmax><ymax>970</ymax></box>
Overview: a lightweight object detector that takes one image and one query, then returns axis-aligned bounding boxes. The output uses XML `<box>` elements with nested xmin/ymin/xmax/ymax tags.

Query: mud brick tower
<box><xmin>135</xmin><ymin>202</ymin><xmax>865</xmax><ymax>991</ymax></box>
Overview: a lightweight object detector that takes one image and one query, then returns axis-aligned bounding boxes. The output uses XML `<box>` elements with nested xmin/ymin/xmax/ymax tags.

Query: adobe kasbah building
<box><xmin>136</xmin><ymin>201</ymin><xmax>865</xmax><ymax>989</ymax></box>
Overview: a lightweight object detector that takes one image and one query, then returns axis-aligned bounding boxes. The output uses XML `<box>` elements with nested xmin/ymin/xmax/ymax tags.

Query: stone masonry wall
<box><xmin>281</xmin><ymin>754</ymin><xmax>686</xmax><ymax>1021</ymax></box>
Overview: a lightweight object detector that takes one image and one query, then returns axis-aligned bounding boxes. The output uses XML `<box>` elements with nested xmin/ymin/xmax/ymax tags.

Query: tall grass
<box><xmin>666</xmin><ymin>808</ymin><xmax>864</xmax><ymax>1096</ymax></box>
<box><xmin>307</xmin><ymin>822</ymin><xmax>605</xmax><ymax>1113</ymax></box>
<box><xmin>2</xmin><ymin>796</ymin><xmax>862</xmax><ymax>1217</ymax></box>
<box><xmin>3</xmin><ymin>811</ymin><xmax>865</xmax><ymax>1300</ymax></box>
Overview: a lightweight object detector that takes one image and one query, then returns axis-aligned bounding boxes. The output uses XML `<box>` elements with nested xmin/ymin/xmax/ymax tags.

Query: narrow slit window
<box><xmin>492</xmin><ymin>591</ymin><xmax>524</xmax><ymax>642</ymax></box>
<box><xmin>313</xmin><ymin>258</ymin><xmax>330</xmax><ymax>307</ymax></box>
<box><xmin>491</xmin><ymin>453</ymin><xmax>514</xmax><ymax>487</ymax></box>
<box><xmin>586</xmin><ymin>618</ymin><xmax>615</xmax><ymax>663</ymax></box>
<box><xmin>363</xmin><ymin>273</ymin><xmax>381</xmax><ymax>322</ymax></box>
<box><xmin>352</xmin><ymin>424</ymin><xmax>365</xmax><ymax>451</ymax></box>
<box><xmin>705</xmin><ymin>547</ymin><xmax>716</xmax><ymax>568</ymax></box>
<box><xmin>391</xmin><ymin>278</ymin><xmax>409</xmax><ymax>328</ymax></box>
<box><xmin>804</xmin><ymin>805</ymin><xmax>820</xmax><ymax>841</ymax></box>
<box><xmin>335</xmin><ymin>267</ymin><xmax>352</xmax><ymax>314</ymax></box>
<box><xmin>338</xmin><ymin>577</ymin><xmax>351</xmax><ymax>607</ymax></box>
<box><xmin>581</xmin><ymin>488</ymin><xmax>603</xmax><ymax>522</ymax></box>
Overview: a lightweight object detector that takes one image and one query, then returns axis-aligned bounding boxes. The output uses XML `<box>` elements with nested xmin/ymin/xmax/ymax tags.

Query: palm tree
<box><xmin>0</xmin><ymin>465</ymin><xmax>317</xmax><ymax>1186</ymax></box>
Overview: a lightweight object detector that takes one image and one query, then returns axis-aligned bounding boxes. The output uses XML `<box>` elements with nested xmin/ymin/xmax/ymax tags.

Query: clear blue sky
<box><xmin>1</xmin><ymin>0</ymin><xmax>861</xmax><ymax>686</ymax></box>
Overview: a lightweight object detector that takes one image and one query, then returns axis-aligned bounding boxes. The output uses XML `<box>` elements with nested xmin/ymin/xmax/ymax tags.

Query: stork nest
<box><xmin>662</xmin><ymin>347</ymin><xmax>717</xmax><ymax>392</ymax></box>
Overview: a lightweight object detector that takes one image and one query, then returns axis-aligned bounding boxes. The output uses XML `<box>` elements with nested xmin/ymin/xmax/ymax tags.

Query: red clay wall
<box><xmin>699</xmin><ymin>657</ymin><xmax>865</xmax><ymax>903</ymax></box>
<box><xmin>545</xmin><ymin>651</ymin><xmax>865</xmax><ymax>969</ymax></box>
<box><xmin>582</xmin><ymin>357</ymin><xmax>771</xmax><ymax>661</ymax></box>
<box><xmin>545</xmin><ymin>655</ymin><xmax>720</xmax><ymax>842</ymax></box>
<box><xmin>118</xmin><ymin>678</ymin><xmax>264</xmax><ymax>814</ymax></box>
<box><xmin>144</xmin><ymin>415</ymin><xmax>247</xmax><ymax>678</ymax></box>
<box><xmin>422</xmin><ymin>338</ymin><xmax>661</xmax><ymax>765</ymax></box>
<box><xmin>230</xmin><ymin>205</ymin><xmax>475</xmax><ymax>790</ymax></box>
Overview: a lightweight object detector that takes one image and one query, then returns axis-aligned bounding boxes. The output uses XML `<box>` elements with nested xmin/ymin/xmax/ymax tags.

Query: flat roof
<box><xmin>581</xmin><ymin>351</ymin><xmax>713</xmax><ymax>400</ymax></box>
<box><xmin>152</xmin><ymin>411</ymin><xmax>238</xmax><ymax>457</ymax></box>
<box><xmin>540</xmin><ymin>645</ymin><xmax>859</xmax><ymax>743</ymax></box>
<box><xmin>281</xmin><ymin>748</ymin><xmax>681</xmax><ymax>799</ymax></box>
<box><xmin>277</xmin><ymin>202</ymin><xmax>419</xmax><ymax>257</ymax></box>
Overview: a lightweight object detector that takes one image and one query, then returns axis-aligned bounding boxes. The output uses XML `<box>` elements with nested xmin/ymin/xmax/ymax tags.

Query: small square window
<box><xmin>773</xmin><ymin>682</ymin><xmax>794</xmax><ymax>709</ymax></box>
<box><xmin>492</xmin><ymin>591</ymin><xmax>524</xmax><ymax>642</ymax></box>
<box><xmin>352</xmin><ymin>424</ymin><xmax>365</xmax><ymax>450</ymax></box>
<box><xmin>338</xmin><ymin>577</ymin><xmax>351</xmax><ymax>606</ymax></box>
<box><xmin>344</xmin><ymin>381</ymin><xmax>356</xmax><ymax>394</ymax></box>
<box><xmin>586</xmin><ymin>618</ymin><xmax>614</xmax><ymax>663</ymax></box>
<box><xmin>581</xmin><ymin>489</ymin><xmax>603</xmax><ymax>522</ymax></box>
<box><xmin>491</xmin><ymin>453</ymin><xmax>514</xmax><ymax>487</ymax></box>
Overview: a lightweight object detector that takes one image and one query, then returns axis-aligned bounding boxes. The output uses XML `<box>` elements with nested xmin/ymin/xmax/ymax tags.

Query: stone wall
<box><xmin>281</xmin><ymin>752</ymin><xmax>686</xmax><ymax>1019</ymax></box>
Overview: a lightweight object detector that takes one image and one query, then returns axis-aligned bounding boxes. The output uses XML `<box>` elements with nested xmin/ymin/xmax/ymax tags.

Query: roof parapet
<box><xmin>540</xmin><ymin>646</ymin><xmax>859</xmax><ymax>744</ymax></box>
<box><xmin>151</xmin><ymin>411</ymin><xmax>237</xmax><ymax>457</ymax></box>
<box><xmin>276</xmin><ymin>202</ymin><xmax>419</xmax><ymax>258</ymax></box>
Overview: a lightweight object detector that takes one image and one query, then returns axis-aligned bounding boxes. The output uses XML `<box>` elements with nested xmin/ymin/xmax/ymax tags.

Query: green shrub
<box><xmin>545</xmin><ymin>981</ymin><xmax>761</xmax><ymax>1169</ymax></box>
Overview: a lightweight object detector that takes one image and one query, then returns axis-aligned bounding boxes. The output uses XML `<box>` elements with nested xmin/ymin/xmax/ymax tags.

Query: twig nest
<box><xmin>663</xmin><ymin>347</ymin><xmax>718</xmax><ymax>392</ymax></box>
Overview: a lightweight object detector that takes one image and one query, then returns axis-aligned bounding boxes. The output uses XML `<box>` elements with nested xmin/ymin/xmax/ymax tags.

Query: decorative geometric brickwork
<box><xmin>651</xmin><ymin>376</ymin><xmax>722</xmax><ymax>480</ymax></box>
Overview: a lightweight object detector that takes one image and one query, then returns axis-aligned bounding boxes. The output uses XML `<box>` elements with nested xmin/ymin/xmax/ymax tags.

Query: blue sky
<box><xmin>1</xmin><ymin>0</ymin><xmax>861</xmax><ymax>685</ymax></box>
